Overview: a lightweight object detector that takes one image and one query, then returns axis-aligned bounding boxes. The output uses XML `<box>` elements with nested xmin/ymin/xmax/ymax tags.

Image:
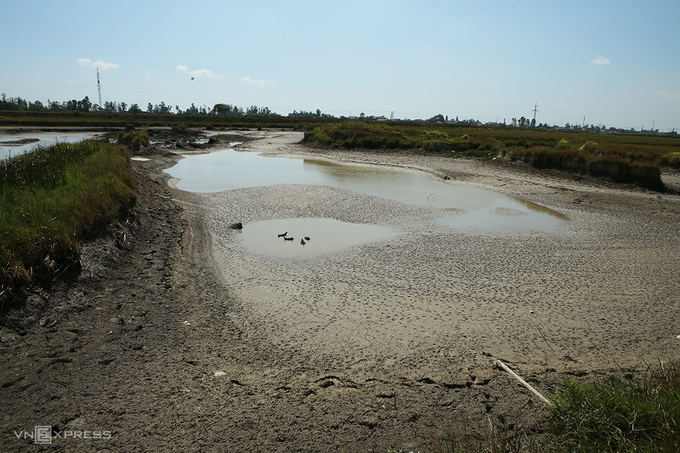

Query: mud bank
<box><xmin>2</xmin><ymin>130</ymin><xmax>679</xmax><ymax>452</ymax></box>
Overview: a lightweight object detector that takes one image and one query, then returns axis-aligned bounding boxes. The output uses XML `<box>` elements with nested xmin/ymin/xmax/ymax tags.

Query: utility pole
<box><xmin>97</xmin><ymin>68</ymin><xmax>102</xmax><ymax>109</ymax></box>
<box><xmin>531</xmin><ymin>103</ymin><xmax>539</xmax><ymax>122</ymax></box>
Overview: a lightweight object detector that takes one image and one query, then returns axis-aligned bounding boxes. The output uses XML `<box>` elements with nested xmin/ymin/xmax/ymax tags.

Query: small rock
<box><xmin>0</xmin><ymin>333</ymin><xmax>16</xmax><ymax>343</ymax></box>
<box><xmin>39</xmin><ymin>317</ymin><xmax>57</xmax><ymax>328</ymax></box>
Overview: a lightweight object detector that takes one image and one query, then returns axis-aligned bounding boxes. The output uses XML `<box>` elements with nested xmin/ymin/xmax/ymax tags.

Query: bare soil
<box><xmin>2</xmin><ymin>129</ymin><xmax>679</xmax><ymax>452</ymax></box>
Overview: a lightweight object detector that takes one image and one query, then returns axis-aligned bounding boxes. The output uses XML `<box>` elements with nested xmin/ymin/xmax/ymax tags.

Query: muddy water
<box><xmin>236</xmin><ymin>218</ymin><xmax>397</xmax><ymax>259</ymax></box>
<box><xmin>166</xmin><ymin>148</ymin><xmax>568</xmax><ymax>256</ymax></box>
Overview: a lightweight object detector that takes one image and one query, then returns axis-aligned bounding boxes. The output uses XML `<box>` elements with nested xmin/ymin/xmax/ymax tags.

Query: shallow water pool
<box><xmin>165</xmin><ymin>148</ymin><xmax>568</xmax><ymax>234</ymax></box>
<box><xmin>0</xmin><ymin>132</ymin><xmax>98</xmax><ymax>160</ymax></box>
<box><xmin>236</xmin><ymin>218</ymin><xmax>397</xmax><ymax>259</ymax></box>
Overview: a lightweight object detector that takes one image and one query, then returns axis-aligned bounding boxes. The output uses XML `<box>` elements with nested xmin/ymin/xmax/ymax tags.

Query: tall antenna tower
<box><xmin>531</xmin><ymin>102</ymin><xmax>539</xmax><ymax>122</ymax></box>
<box><xmin>97</xmin><ymin>68</ymin><xmax>102</xmax><ymax>109</ymax></box>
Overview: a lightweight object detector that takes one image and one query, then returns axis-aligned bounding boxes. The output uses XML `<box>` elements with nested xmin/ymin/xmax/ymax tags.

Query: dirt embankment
<box><xmin>1</xmin><ymin>129</ymin><xmax>679</xmax><ymax>452</ymax></box>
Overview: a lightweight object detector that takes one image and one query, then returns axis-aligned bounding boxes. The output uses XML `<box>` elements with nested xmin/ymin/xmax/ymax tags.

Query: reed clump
<box><xmin>117</xmin><ymin>130</ymin><xmax>150</xmax><ymax>152</ymax></box>
<box><xmin>545</xmin><ymin>360</ymin><xmax>680</xmax><ymax>452</ymax></box>
<box><xmin>0</xmin><ymin>141</ymin><xmax>136</xmax><ymax>309</ymax></box>
<box><xmin>303</xmin><ymin>122</ymin><xmax>680</xmax><ymax>188</ymax></box>
<box><xmin>507</xmin><ymin>141</ymin><xmax>664</xmax><ymax>189</ymax></box>
<box><xmin>661</xmin><ymin>152</ymin><xmax>680</xmax><ymax>168</ymax></box>
<box><xmin>430</xmin><ymin>360</ymin><xmax>680</xmax><ymax>453</ymax></box>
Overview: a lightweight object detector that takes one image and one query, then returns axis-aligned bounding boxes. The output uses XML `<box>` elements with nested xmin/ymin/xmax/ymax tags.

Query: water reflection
<box><xmin>166</xmin><ymin>148</ymin><xmax>568</xmax><ymax>234</ymax></box>
<box><xmin>0</xmin><ymin>132</ymin><xmax>98</xmax><ymax>160</ymax></box>
<box><xmin>237</xmin><ymin>218</ymin><xmax>397</xmax><ymax>259</ymax></box>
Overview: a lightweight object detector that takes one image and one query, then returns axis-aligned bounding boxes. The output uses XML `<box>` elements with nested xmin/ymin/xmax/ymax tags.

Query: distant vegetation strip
<box><xmin>2</xmin><ymin>112</ymin><xmax>679</xmax><ymax>189</ymax></box>
<box><xmin>303</xmin><ymin>122</ymin><xmax>680</xmax><ymax>189</ymax></box>
<box><xmin>0</xmin><ymin>141</ymin><xmax>136</xmax><ymax>308</ymax></box>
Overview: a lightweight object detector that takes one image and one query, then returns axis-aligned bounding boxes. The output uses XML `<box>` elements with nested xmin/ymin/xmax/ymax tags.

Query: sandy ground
<box><xmin>1</xmin><ymin>129</ymin><xmax>679</xmax><ymax>452</ymax></box>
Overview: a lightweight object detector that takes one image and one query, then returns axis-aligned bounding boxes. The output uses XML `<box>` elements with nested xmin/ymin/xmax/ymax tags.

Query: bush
<box><xmin>556</xmin><ymin>138</ymin><xmax>570</xmax><ymax>149</ymax></box>
<box><xmin>546</xmin><ymin>361</ymin><xmax>680</xmax><ymax>452</ymax></box>
<box><xmin>662</xmin><ymin>152</ymin><xmax>680</xmax><ymax>168</ymax></box>
<box><xmin>424</xmin><ymin>130</ymin><xmax>449</xmax><ymax>141</ymax></box>
<box><xmin>0</xmin><ymin>141</ymin><xmax>136</xmax><ymax>308</ymax></box>
<box><xmin>117</xmin><ymin>130</ymin><xmax>149</xmax><ymax>152</ymax></box>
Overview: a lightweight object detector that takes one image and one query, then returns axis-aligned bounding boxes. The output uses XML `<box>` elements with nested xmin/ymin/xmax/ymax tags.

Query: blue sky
<box><xmin>1</xmin><ymin>0</ymin><xmax>679</xmax><ymax>130</ymax></box>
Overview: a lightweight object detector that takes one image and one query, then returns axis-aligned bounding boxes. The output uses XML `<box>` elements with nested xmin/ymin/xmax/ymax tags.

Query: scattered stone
<box><xmin>39</xmin><ymin>317</ymin><xmax>57</xmax><ymax>328</ymax></box>
<box><xmin>0</xmin><ymin>333</ymin><xmax>16</xmax><ymax>343</ymax></box>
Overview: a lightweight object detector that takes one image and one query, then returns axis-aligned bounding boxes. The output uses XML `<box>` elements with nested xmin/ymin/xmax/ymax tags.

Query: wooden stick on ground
<box><xmin>496</xmin><ymin>360</ymin><xmax>552</xmax><ymax>406</ymax></box>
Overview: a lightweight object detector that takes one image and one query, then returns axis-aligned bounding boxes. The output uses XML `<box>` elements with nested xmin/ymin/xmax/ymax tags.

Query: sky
<box><xmin>1</xmin><ymin>0</ymin><xmax>679</xmax><ymax>131</ymax></box>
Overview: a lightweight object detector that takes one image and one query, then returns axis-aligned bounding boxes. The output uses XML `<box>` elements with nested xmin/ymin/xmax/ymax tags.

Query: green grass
<box><xmin>545</xmin><ymin>361</ymin><xmax>680</xmax><ymax>452</ymax></box>
<box><xmin>0</xmin><ymin>140</ymin><xmax>136</xmax><ymax>308</ymax></box>
<box><xmin>117</xmin><ymin>130</ymin><xmax>149</xmax><ymax>152</ymax></box>
<box><xmin>303</xmin><ymin>122</ymin><xmax>680</xmax><ymax>188</ymax></box>
<box><xmin>430</xmin><ymin>360</ymin><xmax>680</xmax><ymax>453</ymax></box>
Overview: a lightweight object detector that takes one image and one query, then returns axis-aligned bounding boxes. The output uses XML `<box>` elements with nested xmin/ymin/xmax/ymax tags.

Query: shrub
<box><xmin>556</xmin><ymin>138</ymin><xmax>570</xmax><ymax>149</ymax></box>
<box><xmin>546</xmin><ymin>361</ymin><xmax>680</xmax><ymax>452</ymax></box>
<box><xmin>0</xmin><ymin>141</ymin><xmax>136</xmax><ymax>308</ymax></box>
<box><xmin>579</xmin><ymin>141</ymin><xmax>598</xmax><ymax>152</ymax></box>
<box><xmin>662</xmin><ymin>152</ymin><xmax>680</xmax><ymax>168</ymax></box>
<box><xmin>117</xmin><ymin>130</ymin><xmax>149</xmax><ymax>152</ymax></box>
<box><xmin>424</xmin><ymin>130</ymin><xmax>449</xmax><ymax>141</ymax></box>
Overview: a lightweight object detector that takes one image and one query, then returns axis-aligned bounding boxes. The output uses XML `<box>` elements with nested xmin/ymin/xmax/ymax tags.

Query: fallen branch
<box><xmin>496</xmin><ymin>360</ymin><xmax>552</xmax><ymax>406</ymax></box>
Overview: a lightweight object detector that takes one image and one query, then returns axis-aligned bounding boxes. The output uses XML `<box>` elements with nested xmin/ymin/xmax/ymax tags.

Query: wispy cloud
<box><xmin>176</xmin><ymin>65</ymin><xmax>220</xmax><ymax>78</ymax></box>
<box><xmin>591</xmin><ymin>55</ymin><xmax>612</xmax><ymax>65</ymax></box>
<box><xmin>77</xmin><ymin>58</ymin><xmax>120</xmax><ymax>70</ymax></box>
<box><xmin>241</xmin><ymin>76</ymin><xmax>275</xmax><ymax>86</ymax></box>
<box><xmin>656</xmin><ymin>90</ymin><xmax>680</xmax><ymax>101</ymax></box>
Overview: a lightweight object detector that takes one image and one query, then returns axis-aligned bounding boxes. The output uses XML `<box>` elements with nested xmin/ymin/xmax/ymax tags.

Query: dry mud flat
<box><xmin>209</xmin><ymin>131</ymin><xmax>680</xmax><ymax>372</ymax></box>
<box><xmin>2</xmin><ymin>130</ymin><xmax>680</xmax><ymax>452</ymax></box>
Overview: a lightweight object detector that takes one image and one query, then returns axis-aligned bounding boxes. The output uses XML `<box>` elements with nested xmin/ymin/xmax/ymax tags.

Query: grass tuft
<box><xmin>545</xmin><ymin>360</ymin><xmax>680</xmax><ymax>452</ymax></box>
<box><xmin>117</xmin><ymin>130</ymin><xmax>150</xmax><ymax>152</ymax></box>
<box><xmin>429</xmin><ymin>360</ymin><xmax>680</xmax><ymax>453</ymax></box>
<box><xmin>661</xmin><ymin>152</ymin><xmax>680</xmax><ymax>168</ymax></box>
<box><xmin>1</xmin><ymin>140</ymin><xmax>136</xmax><ymax>309</ymax></box>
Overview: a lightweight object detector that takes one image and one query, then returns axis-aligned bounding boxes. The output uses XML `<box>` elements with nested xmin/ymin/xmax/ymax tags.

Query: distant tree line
<box><xmin>6</xmin><ymin>92</ymin><xmax>665</xmax><ymax>134</ymax></box>
<box><xmin>0</xmin><ymin>93</ymin><xmax>279</xmax><ymax>117</ymax></box>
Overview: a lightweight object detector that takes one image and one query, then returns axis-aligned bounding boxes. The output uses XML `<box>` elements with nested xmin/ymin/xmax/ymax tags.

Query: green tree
<box><xmin>28</xmin><ymin>100</ymin><xmax>46</xmax><ymax>111</ymax></box>
<box><xmin>82</xmin><ymin>96</ymin><xmax>92</xmax><ymax>112</ymax></box>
